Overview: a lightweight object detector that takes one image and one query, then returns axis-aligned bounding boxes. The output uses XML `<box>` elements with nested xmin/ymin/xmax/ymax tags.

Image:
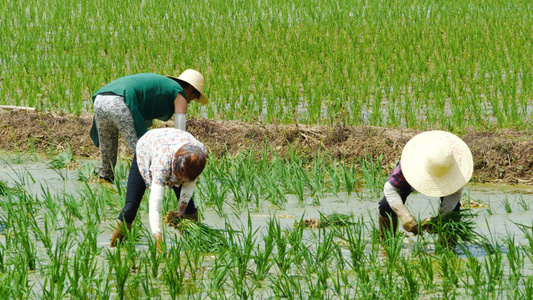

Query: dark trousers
<box><xmin>118</xmin><ymin>154</ymin><xmax>197</xmax><ymax>223</ymax></box>
<box><xmin>378</xmin><ymin>187</ymin><xmax>460</xmax><ymax>218</ymax></box>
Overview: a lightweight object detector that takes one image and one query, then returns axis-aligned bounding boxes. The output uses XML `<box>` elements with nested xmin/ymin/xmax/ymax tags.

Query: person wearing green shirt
<box><xmin>90</xmin><ymin>69</ymin><xmax>208</xmax><ymax>182</ymax></box>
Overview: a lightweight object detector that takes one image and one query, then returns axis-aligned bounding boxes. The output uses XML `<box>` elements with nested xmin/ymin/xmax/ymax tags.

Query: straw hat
<box><xmin>167</xmin><ymin>69</ymin><xmax>209</xmax><ymax>104</ymax></box>
<box><xmin>400</xmin><ymin>130</ymin><xmax>473</xmax><ymax>197</ymax></box>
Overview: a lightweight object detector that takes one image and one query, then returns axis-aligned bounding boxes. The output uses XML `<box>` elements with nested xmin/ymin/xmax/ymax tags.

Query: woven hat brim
<box><xmin>166</xmin><ymin>75</ymin><xmax>209</xmax><ymax>104</ymax></box>
<box><xmin>401</xmin><ymin>131</ymin><xmax>473</xmax><ymax>197</ymax></box>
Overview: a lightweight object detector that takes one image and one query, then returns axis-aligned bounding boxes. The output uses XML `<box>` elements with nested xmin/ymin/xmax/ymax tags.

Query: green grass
<box><xmin>1</xmin><ymin>0</ymin><xmax>532</xmax><ymax>131</ymax></box>
<box><xmin>0</xmin><ymin>155</ymin><xmax>531</xmax><ymax>298</ymax></box>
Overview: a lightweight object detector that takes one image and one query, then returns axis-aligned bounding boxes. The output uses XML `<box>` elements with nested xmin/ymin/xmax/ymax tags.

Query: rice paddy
<box><xmin>1</xmin><ymin>0</ymin><xmax>532</xmax><ymax>131</ymax></box>
<box><xmin>2</xmin><ymin>0</ymin><xmax>533</xmax><ymax>298</ymax></box>
<box><xmin>1</xmin><ymin>153</ymin><xmax>533</xmax><ymax>298</ymax></box>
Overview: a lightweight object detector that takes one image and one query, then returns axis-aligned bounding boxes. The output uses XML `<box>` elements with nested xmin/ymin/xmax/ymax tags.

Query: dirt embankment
<box><xmin>0</xmin><ymin>110</ymin><xmax>531</xmax><ymax>184</ymax></box>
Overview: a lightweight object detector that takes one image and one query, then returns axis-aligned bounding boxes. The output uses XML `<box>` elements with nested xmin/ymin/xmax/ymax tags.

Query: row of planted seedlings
<box><xmin>2</xmin><ymin>0</ymin><xmax>533</xmax><ymax>131</ymax></box>
<box><xmin>197</xmin><ymin>145</ymin><xmax>387</xmax><ymax>215</ymax></box>
<box><xmin>1</xmin><ymin>150</ymin><xmax>533</xmax><ymax>298</ymax></box>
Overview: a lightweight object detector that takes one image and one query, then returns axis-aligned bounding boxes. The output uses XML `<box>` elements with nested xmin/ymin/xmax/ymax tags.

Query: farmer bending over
<box><xmin>110</xmin><ymin>128</ymin><xmax>207</xmax><ymax>251</ymax></box>
<box><xmin>90</xmin><ymin>70</ymin><xmax>208</xmax><ymax>182</ymax></box>
<box><xmin>378</xmin><ymin>130</ymin><xmax>473</xmax><ymax>248</ymax></box>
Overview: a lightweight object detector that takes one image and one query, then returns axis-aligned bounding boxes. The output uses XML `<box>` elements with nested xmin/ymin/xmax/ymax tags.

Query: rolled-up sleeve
<box><xmin>178</xmin><ymin>181</ymin><xmax>196</xmax><ymax>205</ymax></box>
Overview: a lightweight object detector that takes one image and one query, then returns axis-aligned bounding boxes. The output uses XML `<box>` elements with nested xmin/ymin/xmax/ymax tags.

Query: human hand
<box><xmin>176</xmin><ymin>202</ymin><xmax>187</xmax><ymax>218</ymax></box>
<box><xmin>400</xmin><ymin>214</ymin><xmax>419</xmax><ymax>235</ymax></box>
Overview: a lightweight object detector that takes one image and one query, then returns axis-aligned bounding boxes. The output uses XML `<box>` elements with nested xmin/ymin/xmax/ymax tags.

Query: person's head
<box><xmin>167</xmin><ymin>69</ymin><xmax>209</xmax><ymax>104</ymax></box>
<box><xmin>179</xmin><ymin>82</ymin><xmax>202</xmax><ymax>103</ymax></box>
<box><xmin>173</xmin><ymin>144</ymin><xmax>207</xmax><ymax>182</ymax></box>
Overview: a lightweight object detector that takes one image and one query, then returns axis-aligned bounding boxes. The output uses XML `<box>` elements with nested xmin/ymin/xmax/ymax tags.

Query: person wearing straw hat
<box><xmin>378</xmin><ymin>130</ymin><xmax>473</xmax><ymax>243</ymax></box>
<box><xmin>89</xmin><ymin>70</ymin><xmax>208</xmax><ymax>183</ymax></box>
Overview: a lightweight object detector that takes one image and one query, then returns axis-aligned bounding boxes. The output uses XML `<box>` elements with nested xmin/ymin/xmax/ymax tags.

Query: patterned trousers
<box><xmin>93</xmin><ymin>94</ymin><xmax>138</xmax><ymax>179</ymax></box>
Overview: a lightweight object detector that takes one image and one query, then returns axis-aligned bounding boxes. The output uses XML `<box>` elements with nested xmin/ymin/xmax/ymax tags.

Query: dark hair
<box><xmin>173</xmin><ymin>145</ymin><xmax>207</xmax><ymax>182</ymax></box>
<box><xmin>177</xmin><ymin>79</ymin><xmax>191</xmax><ymax>89</ymax></box>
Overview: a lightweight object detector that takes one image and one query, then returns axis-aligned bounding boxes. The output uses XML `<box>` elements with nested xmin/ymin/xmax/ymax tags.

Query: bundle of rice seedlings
<box><xmin>320</xmin><ymin>212</ymin><xmax>355</xmax><ymax>227</ymax></box>
<box><xmin>421</xmin><ymin>209</ymin><xmax>481</xmax><ymax>243</ymax></box>
<box><xmin>297</xmin><ymin>212</ymin><xmax>354</xmax><ymax>228</ymax></box>
<box><xmin>164</xmin><ymin>212</ymin><xmax>228</xmax><ymax>253</ymax></box>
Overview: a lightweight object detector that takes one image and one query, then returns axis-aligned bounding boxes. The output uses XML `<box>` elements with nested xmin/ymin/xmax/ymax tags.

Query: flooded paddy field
<box><xmin>1</xmin><ymin>153</ymin><xmax>532</xmax><ymax>299</ymax></box>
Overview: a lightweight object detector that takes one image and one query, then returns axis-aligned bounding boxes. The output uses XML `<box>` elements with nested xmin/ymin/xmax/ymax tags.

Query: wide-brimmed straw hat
<box><xmin>167</xmin><ymin>69</ymin><xmax>209</xmax><ymax>104</ymax></box>
<box><xmin>400</xmin><ymin>130</ymin><xmax>473</xmax><ymax>197</ymax></box>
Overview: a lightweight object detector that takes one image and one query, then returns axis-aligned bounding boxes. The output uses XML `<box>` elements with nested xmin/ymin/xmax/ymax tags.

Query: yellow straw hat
<box><xmin>400</xmin><ymin>130</ymin><xmax>473</xmax><ymax>197</ymax></box>
<box><xmin>167</xmin><ymin>69</ymin><xmax>209</xmax><ymax>104</ymax></box>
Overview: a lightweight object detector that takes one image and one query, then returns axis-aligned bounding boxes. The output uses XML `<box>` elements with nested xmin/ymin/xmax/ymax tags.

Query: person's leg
<box><xmin>112</xmin><ymin>98</ymin><xmax>138</xmax><ymax>154</ymax></box>
<box><xmin>119</xmin><ymin>154</ymin><xmax>146</xmax><ymax>223</ymax></box>
<box><xmin>378</xmin><ymin>187</ymin><xmax>411</xmax><ymax>240</ymax></box>
<box><xmin>378</xmin><ymin>196</ymin><xmax>398</xmax><ymax>240</ymax></box>
<box><xmin>172</xmin><ymin>185</ymin><xmax>198</xmax><ymax>221</ymax></box>
<box><xmin>94</xmin><ymin>96</ymin><xmax>119</xmax><ymax>181</ymax></box>
<box><xmin>112</xmin><ymin>154</ymin><xmax>146</xmax><ymax>247</ymax></box>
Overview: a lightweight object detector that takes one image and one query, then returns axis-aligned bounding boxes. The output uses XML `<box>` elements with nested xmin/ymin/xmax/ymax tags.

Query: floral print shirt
<box><xmin>136</xmin><ymin>128</ymin><xmax>206</xmax><ymax>189</ymax></box>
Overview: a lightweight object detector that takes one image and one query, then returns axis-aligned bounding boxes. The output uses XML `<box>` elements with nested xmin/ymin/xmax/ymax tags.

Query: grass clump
<box><xmin>164</xmin><ymin>213</ymin><xmax>228</xmax><ymax>253</ymax></box>
<box><xmin>421</xmin><ymin>209</ymin><xmax>482</xmax><ymax>244</ymax></box>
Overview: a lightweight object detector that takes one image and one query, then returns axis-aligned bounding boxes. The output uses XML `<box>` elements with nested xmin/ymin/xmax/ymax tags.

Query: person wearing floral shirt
<box><xmin>110</xmin><ymin>128</ymin><xmax>207</xmax><ymax>251</ymax></box>
<box><xmin>90</xmin><ymin>70</ymin><xmax>208</xmax><ymax>182</ymax></box>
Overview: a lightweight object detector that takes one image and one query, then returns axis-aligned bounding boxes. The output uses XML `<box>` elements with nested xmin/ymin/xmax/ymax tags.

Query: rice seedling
<box><xmin>421</xmin><ymin>209</ymin><xmax>483</xmax><ymax>248</ymax></box>
<box><xmin>397</xmin><ymin>256</ymin><xmax>420</xmax><ymax>299</ymax></box>
<box><xmin>358</xmin><ymin>154</ymin><xmax>386</xmax><ymax>198</ymax></box>
<box><xmin>339</xmin><ymin>162</ymin><xmax>359</xmax><ymax>197</ymax></box>
<box><xmin>284</xmin><ymin>163</ymin><xmax>307</xmax><ymax>203</ymax></box>
<box><xmin>2</xmin><ymin>162</ymin><xmax>35</xmax><ymax>187</ymax></box>
<box><xmin>68</xmin><ymin>235</ymin><xmax>102</xmax><ymax>298</ymax></box>
<box><xmin>47</xmin><ymin>141</ymin><xmax>76</xmax><ymax>170</ymax></box>
<box><xmin>163</xmin><ymin>216</ymin><xmax>229</xmax><ymax>253</ymax></box>
<box><xmin>252</xmin><ymin>218</ymin><xmax>276</xmax><ymax>282</ymax></box>
<box><xmin>198</xmin><ymin>164</ymin><xmax>228</xmax><ymax>216</ymax></box>
<box><xmin>106</xmin><ymin>244</ymin><xmax>133</xmax><ymax>300</ymax></box>
<box><xmin>516</xmin><ymin>193</ymin><xmax>530</xmax><ymax>211</ymax></box>
<box><xmin>483</xmin><ymin>242</ymin><xmax>504</xmax><ymax>294</ymax></box>
<box><xmin>40</xmin><ymin>230</ymin><xmax>74</xmax><ymax>299</ymax></box>
<box><xmin>503</xmin><ymin>235</ymin><xmax>525</xmax><ymax>282</ymax></box>
<box><xmin>162</xmin><ymin>243</ymin><xmax>189</xmax><ymax>299</ymax></box>
<box><xmin>326</xmin><ymin>162</ymin><xmax>341</xmax><ymax>195</ymax></box>
<box><xmin>110</xmin><ymin>157</ymin><xmax>132</xmax><ymax>197</ymax></box>
<box><xmin>438</xmin><ymin>253</ymin><xmax>461</xmax><ymax>298</ymax></box>
<box><xmin>416</xmin><ymin>253</ymin><xmax>436</xmax><ymax>290</ymax></box>
<box><xmin>75</xmin><ymin>162</ymin><xmax>98</xmax><ymax>182</ymax></box>
<box><xmin>0</xmin><ymin>179</ymin><xmax>19</xmax><ymax>196</ymax></box>
<box><xmin>502</xmin><ymin>192</ymin><xmax>513</xmax><ymax>213</ymax></box>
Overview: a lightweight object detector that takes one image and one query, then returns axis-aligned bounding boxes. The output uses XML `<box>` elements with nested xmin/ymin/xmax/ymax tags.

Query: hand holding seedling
<box><xmin>176</xmin><ymin>202</ymin><xmax>187</xmax><ymax>218</ymax></box>
<box><xmin>394</xmin><ymin>205</ymin><xmax>419</xmax><ymax>235</ymax></box>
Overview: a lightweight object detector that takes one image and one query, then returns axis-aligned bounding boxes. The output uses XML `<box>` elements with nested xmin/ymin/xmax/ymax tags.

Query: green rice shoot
<box><xmin>421</xmin><ymin>209</ymin><xmax>482</xmax><ymax>243</ymax></box>
<box><xmin>164</xmin><ymin>213</ymin><xmax>228</xmax><ymax>253</ymax></box>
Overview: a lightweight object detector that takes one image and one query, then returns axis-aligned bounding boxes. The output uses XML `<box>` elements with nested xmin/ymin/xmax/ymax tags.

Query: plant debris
<box><xmin>297</xmin><ymin>212</ymin><xmax>355</xmax><ymax>228</ymax></box>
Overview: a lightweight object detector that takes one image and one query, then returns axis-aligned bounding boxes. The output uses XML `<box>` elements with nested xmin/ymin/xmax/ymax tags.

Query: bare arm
<box><xmin>174</xmin><ymin>94</ymin><xmax>188</xmax><ymax>114</ymax></box>
<box><xmin>174</xmin><ymin>94</ymin><xmax>188</xmax><ymax>130</ymax></box>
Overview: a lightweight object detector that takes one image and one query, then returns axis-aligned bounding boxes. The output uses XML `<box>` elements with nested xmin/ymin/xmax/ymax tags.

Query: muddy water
<box><xmin>1</xmin><ymin>157</ymin><xmax>533</xmax><ymax>297</ymax></box>
<box><xmin>1</xmin><ymin>158</ymin><xmax>533</xmax><ymax>249</ymax></box>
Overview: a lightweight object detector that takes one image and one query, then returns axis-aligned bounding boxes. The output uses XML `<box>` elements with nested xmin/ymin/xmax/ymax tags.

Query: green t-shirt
<box><xmin>90</xmin><ymin>73</ymin><xmax>186</xmax><ymax>147</ymax></box>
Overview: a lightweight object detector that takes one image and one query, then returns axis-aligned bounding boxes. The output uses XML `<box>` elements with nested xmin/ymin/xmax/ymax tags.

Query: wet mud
<box><xmin>1</xmin><ymin>110</ymin><xmax>532</xmax><ymax>184</ymax></box>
